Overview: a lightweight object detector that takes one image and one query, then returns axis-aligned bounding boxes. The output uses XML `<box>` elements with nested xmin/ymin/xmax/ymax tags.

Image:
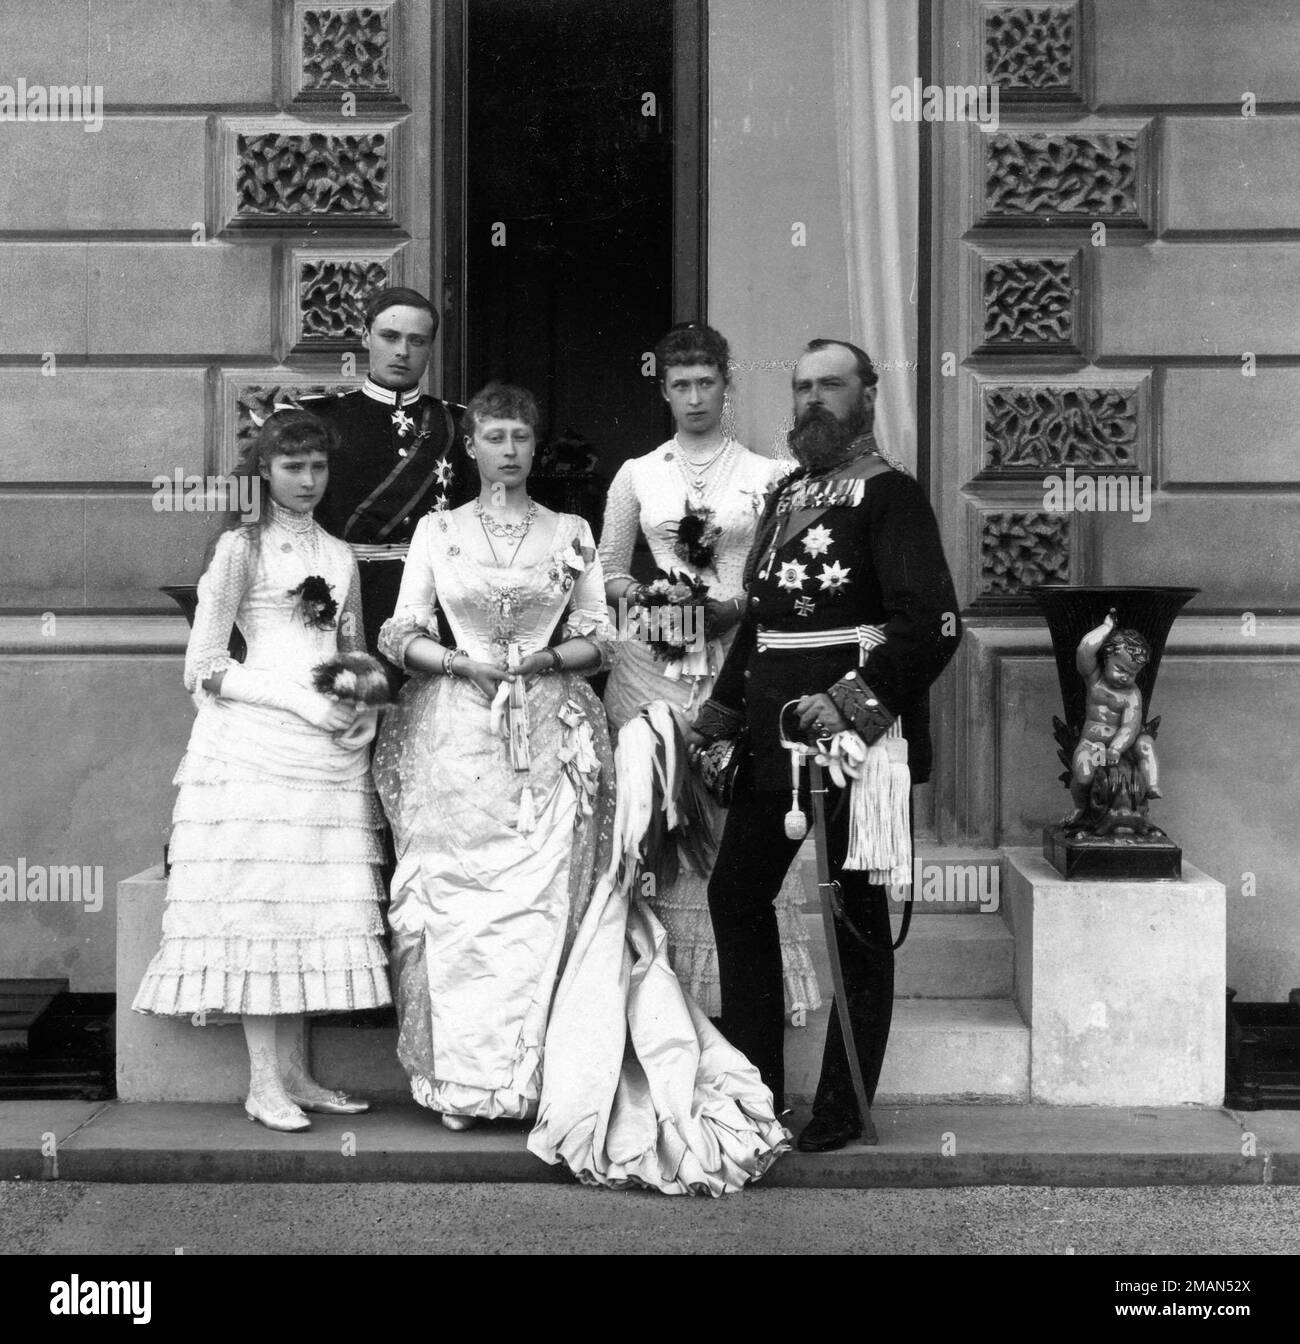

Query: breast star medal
<box><xmin>802</xmin><ymin>525</ymin><xmax>834</xmax><ymax>557</ymax></box>
<box><xmin>817</xmin><ymin>560</ymin><xmax>852</xmax><ymax>592</ymax></box>
<box><xmin>776</xmin><ymin>559</ymin><xmax>809</xmax><ymax>592</ymax></box>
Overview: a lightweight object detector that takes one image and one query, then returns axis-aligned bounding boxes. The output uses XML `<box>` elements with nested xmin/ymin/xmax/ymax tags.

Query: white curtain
<box><xmin>833</xmin><ymin>0</ymin><xmax>920</xmax><ymax>471</ymax></box>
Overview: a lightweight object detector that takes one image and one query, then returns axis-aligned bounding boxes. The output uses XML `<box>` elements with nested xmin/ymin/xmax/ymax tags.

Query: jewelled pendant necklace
<box><xmin>476</xmin><ymin>499</ymin><xmax>537</xmax><ymax>567</ymax></box>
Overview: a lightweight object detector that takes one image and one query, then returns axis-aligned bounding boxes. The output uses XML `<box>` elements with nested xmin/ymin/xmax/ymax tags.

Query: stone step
<box><xmin>787</xmin><ymin>997</ymin><xmax>1030</xmax><ymax>1105</ymax></box>
<box><xmin>800</xmin><ymin>911</ymin><xmax>1013</xmax><ymax>1000</ymax></box>
<box><xmin>313</xmin><ymin>996</ymin><xmax>1032</xmax><ymax>1108</ymax></box>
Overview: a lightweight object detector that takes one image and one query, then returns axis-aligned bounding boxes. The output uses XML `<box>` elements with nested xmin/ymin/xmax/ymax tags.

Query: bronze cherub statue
<box><xmin>1062</xmin><ymin>608</ymin><xmax>1163</xmax><ymax>838</ymax></box>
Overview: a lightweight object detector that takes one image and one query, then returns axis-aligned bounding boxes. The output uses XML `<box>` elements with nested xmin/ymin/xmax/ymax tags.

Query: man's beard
<box><xmin>787</xmin><ymin>401</ymin><xmax>872</xmax><ymax>472</ymax></box>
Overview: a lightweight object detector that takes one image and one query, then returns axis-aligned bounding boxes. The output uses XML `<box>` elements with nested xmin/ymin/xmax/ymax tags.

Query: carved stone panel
<box><xmin>981</xmin><ymin>130</ymin><xmax>1147</xmax><ymax>226</ymax></box>
<box><xmin>218</xmin><ymin>374</ymin><xmax>362</xmax><ymax>474</ymax></box>
<box><xmin>982</xmin><ymin>3</ymin><xmax>1081</xmax><ymax>99</ymax></box>
<box><xmin>979</xmin><ymin>253</ymin><xmax>1079</xmax><ymax>351</ymax></box>
<box><xmin>238</xmin><ymin>131</ymin><xmax>389</xmax><ymax>220</ymax></box>
<box><xmin>301</xmin><ymin>6</ymin><xmax>394</xmax><ymax>92</ymax></box>
<box><xmin>216</xmin><ymin>120</ymin><xmax>403</xmax><ymax>231</ymax></box>
<box><xmin>979</xmin><ymin>510</ymin><xmax>1072</xmax><ymax>598</ymax></box>
<box><xmin>982</xmin><ymin>382</ymin><xmax>1144</xmax><ymax>474</ymax></box>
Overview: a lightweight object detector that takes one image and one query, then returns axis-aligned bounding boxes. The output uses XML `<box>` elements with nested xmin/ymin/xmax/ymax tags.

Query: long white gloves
<box><xmin>217</xmin><ymin>663</ymin><xmax>338</xmax><ymax>730</ymax></box>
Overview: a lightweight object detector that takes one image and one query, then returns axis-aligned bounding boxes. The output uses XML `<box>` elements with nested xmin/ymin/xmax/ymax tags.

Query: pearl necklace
<box><xmin>673</xmin><ymin>435</ymin><xmax>734</xmax><ymax>498</ymax></box>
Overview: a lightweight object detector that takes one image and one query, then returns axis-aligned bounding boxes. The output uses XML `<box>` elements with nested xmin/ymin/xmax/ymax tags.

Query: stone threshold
<box><xmin>4</xmin><ymin>1100</ymin><xmax>1298</xmax><ymax>1189</ymax></box>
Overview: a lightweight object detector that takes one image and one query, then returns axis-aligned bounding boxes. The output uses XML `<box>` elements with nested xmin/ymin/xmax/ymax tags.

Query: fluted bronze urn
<box><xmin>1031</xmin><ymin>586</ymin><xmax>1198</xmax><ymax>879</ymax></box>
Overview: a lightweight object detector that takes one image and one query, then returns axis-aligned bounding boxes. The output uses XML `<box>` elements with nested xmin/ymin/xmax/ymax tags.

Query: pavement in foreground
<box><xmin>2</xmin><ymin>1099</ymin><xmax>1299</xmax><ymax>1187</ymax></box>
<box><xmin>3</xmin><ymin>1181</ymin><xmax>1299</xmax><ymax>1255</ymax></box>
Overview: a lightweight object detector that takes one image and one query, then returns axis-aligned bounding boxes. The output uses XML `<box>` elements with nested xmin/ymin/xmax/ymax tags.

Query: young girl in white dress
<box><xmin>599</xmin><ymin>322</ymin><xmax>821</xmax><ymax>1021</ymax></box>
<box><xmin>133</xmin><ymin>410</ymin><xmax>391</xmax><ymax>1132</ymax></box>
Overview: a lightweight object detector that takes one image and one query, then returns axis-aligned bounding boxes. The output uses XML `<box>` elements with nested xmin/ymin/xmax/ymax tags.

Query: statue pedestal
<box><xmin>1043</xmin><ymin>825</ymin><xmax>1182</xmax><ymax>880</ymax></box>
<box><xmin>1004</xmin><ymin>850</ymin><xmax>1225</xmax><ymax>1106</ymax></box>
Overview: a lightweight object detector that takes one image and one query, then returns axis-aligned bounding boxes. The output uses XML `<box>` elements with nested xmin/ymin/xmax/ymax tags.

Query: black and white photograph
<box><xmin>0</xmin><ymin>0</ymin><xmax>1297</xmax><ymax>1309</ymax></box>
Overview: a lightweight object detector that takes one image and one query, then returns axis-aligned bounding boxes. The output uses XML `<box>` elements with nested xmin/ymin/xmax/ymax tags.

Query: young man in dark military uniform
<box><xmin>693</xmin><ymin>339</ymin><xmax>962</xmax><ymax>1152</ymax></box>
<box><xmin>309</xmin><ymin>286</ymin><xmax>476</xmax><ymax>655</ymax></box>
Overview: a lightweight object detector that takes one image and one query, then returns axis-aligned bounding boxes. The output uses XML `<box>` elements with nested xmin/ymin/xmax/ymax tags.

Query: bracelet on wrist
<box><xmin>547</xmin><ymin>647</ymin><xmax>564</xmax><ymax>673</ymax></box>
<box><xmin>442</xmin><ymin>647</ymin><xmax>466</xmax><ymax>677</ymax></box>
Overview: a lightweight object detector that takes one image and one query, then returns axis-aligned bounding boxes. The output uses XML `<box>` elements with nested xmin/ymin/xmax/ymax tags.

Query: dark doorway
<box><xmin>444</xmin><ymin>0</ymin><xmax>704</xmax><ymax>525</ymax></box>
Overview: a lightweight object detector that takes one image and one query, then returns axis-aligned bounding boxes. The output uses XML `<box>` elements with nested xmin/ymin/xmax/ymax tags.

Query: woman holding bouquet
<box><xmin>372</xmin><ymin>382</ymin><xmax>785</xmax><ymax>1193</ymax></box>
<box><xmin>133</xmin><ymin>410</ymin><xmax>391</xmax><ymax>1131</ymax></box>
<box><xmin>599</xmin><ymin>323</ymin><xmax>820</xmax><ymax>1026</ymax></box>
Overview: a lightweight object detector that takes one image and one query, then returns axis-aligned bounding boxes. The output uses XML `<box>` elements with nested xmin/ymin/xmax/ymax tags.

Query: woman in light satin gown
<box><xmin>372</xmin><ymin>382</ymin><xmax>787</xmax><ymax>1194</ymax></box>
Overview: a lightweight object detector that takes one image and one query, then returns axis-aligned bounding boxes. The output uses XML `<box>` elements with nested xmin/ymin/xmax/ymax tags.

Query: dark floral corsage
<box><xmin>667</xmin><ymin>501</ymin><xmax>722</xmax><ymax>573</ymax></box>
<box><xmin>289</xmin><ymin>575</ymin><xmax>338</xmax><ymax>630</ymax></box>
<box><xmin>636</xmin><ymin>569</ymin><xmax>710</xmax><ymax>663</ymax></box>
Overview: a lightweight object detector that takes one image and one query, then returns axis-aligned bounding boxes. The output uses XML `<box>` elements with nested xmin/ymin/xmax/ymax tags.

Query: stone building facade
<box><xmin>1</xmin><ymin>0</ymin><xmax>1297</xmax><ymax>1029</ymax></box>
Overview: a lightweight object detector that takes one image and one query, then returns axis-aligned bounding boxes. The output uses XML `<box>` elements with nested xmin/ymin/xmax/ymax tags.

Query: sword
<box><xmin>809</xmin><ymin>758</ymin><xmax>879</xmax><ymax>1146</ymax></box>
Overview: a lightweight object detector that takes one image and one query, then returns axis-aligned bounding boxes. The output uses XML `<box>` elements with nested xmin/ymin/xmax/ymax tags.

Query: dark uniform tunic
<box><xmin>697</xmin><ymin>439</ymin><xmax>961</xmax><ymax>1118</ymax></box>
<box><xmin>308</xmin><ymin>379</ymin><xmax>476</xmax><ymax>654</ymax></box>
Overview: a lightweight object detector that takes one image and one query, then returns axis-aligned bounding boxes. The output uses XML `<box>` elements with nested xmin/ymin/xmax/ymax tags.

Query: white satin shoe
<box><xmin>440</xmin><ymin>1114</ymin><xmax>477</xmax><ymax>1132</ymax></box>
<box><xmin>245</xmin><ymin>1096</ymin><xmax>312</xmax><ymax>1132</ymax></box>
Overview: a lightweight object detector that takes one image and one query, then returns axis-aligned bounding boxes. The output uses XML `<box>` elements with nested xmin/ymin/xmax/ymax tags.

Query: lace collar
<box><xmin>266</xmin><ymin>500</ymin><xmax>317</xmax><ymax>535</ymax></box>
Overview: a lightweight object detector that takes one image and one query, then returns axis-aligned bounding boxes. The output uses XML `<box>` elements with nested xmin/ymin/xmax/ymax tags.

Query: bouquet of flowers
<box><xmin>636</xmin><ymin>569</ymin><xmax>710</xmax><ymax>664</ymax></box>
<box><xmin>311</xmin><ymin>651</ymin><xmax>391</xmax><ymax>748</ymax></box>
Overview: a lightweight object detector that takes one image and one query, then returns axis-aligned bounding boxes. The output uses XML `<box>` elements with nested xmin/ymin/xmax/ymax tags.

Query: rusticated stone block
<box><xmin>0</xmin><ymin>119</ymin><xmax>205</xmax><ymax>233</ymax></box>
<box><xmin>1098</xmin><ymin>245</ymin><xmax>1300</xmax><ymax>357</ymax></box>
<box><xmin>85</xmin><ymin>496</ymin><xmax>216</xmax><ymax>604</ymax></box>
<box><xmin>1165</xmin><ymin>118</ymin><xmax>1300</xmax><ymax>233</ymax></box>
<box><xmin>0</xmin><ymin>245</ymin><xmax>89</xmax><ymax>354</ymax></box>
<box><xmin>0</xmin><ymin>495</ymin><xmax>86</xmax><ymax>606</ymax></box>
<box><xmin>1097</xmin><ymin>496</ymin><xmax>1300</xmax><ymax>609</ymax></box>
<box><xmin>87</xmin><ymin>244</ymin><xmax>273</xmax><ymax>356</ymax></box>
<box><xmin>1162</xmin><ymin>368</ymin><xmax>1300</xmax><ymax>484</ymax></box>
<box><xmin>0</xmin><ymin>368</ymin><xmax>206</xmax><ymax>483</ymax></box>
<box><xmin>1094</xmin><ymin>0</ymin><xmax>1300</xmax><ymax>105</ymax></box>
<box><xmin>87</xmin><ymin>0</ymin><xmax>274</xmax><ymax>103</ymax></box>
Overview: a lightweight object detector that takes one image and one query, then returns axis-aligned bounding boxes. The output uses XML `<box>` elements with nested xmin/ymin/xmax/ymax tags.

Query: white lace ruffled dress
<box><xmin>132</xmin><ymin>510</ymin><xmax>391</xmax><ymax>1018</ymax></box>
<box><xmin>598</xmin><ymin>440</ymin><xmax>822</xmax><ymax>1019</ymax></box>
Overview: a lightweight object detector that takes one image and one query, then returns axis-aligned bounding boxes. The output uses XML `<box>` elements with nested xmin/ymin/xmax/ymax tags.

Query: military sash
<box><xmin>343</xmin><ymin>402</ymin><xmax>457</xmax><ymax>542</ymax></box>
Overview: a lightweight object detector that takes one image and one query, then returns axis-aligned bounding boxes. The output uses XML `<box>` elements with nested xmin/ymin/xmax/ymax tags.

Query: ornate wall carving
<box><xmin>980</xmin><ymin>511</ymin><xmax>1071</xmax><ymax>596</ymax></box>
<box><xmin>983</xmin><ymin>4</ymin><xmax>1077</xmax><ymax>92</ymax></box>
<box><xmin>984</xmin><ymin>132</ymin><xmax>1140</xmax><ymax>221</ymax></box>
<box><xmin>235</xmin><ymin>131</ymin><xmax>390</xmax><ymax>220</ymax></box>
<box><xmin>297</xmin><ymin>257</ymin><xmax>392</xmax><ymax>344</ymax></box>
<box><xmin>233</xmin><ymin>383</ymin><xmax>352</xmax><ymax>457</ymax></box>
<box><xmin>983</xmin><ymin>384</ymin><xmax>1141</xmax><ymax>471</ymax></box>
<box><xmin>982</xmin><ymin>255</ymin><xmax>1075</xmax><ymax>347</ymax></box>
<box><xmin>301</xmin><ymin>6</ymin><xmax>393</xmax><ymax>92</ymax></box>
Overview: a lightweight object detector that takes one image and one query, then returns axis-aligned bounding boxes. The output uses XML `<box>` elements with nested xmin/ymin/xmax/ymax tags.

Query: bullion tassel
<box><xmin>516</xmin><ymin>783</ymin><xmax>537</xmax><ymax>835</ymax></box>
<box><xmin>784</xmin><ymin>744</ymin><xmax>807</xmax><ymax>840</ymax></box>
<box><xmin>844</xmin><ymin>728</ymin><xmax>911</xmax><ymax>884</ymax></box>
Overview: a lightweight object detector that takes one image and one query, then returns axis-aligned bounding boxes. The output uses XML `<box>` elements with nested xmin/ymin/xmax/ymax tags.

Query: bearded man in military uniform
<box><xmin>692</xmin><ymin>339</ymin><xmax>962</xmax><ymax>1152</ymax></box>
